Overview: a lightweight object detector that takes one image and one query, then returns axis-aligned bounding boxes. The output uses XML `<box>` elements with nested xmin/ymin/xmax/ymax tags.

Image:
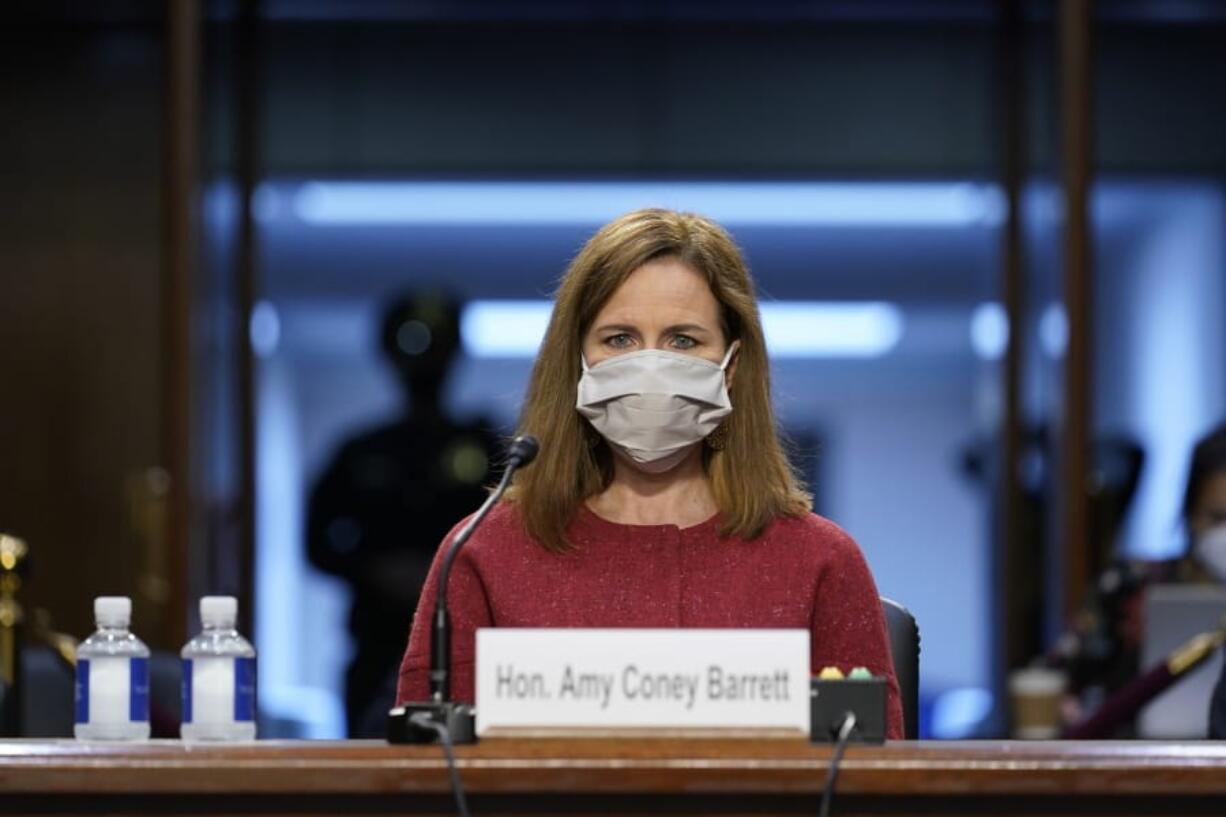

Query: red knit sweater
<box><xmin>396</xmin><ymin>502</ymin><xmax>904</xmax><ymax>739</ymax></box>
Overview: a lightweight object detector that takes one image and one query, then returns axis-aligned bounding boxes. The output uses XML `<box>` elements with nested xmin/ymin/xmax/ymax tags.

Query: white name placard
<box><xmin>474</xmin><ymin>628</ymin><xmax>809</xmax><ymax>735</ymax></box>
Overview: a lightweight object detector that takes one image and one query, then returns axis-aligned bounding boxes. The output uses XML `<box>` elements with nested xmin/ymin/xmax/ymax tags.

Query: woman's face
<box><xmin>582</xmin><ymin>257</ymin><xmax>735</xmax><ymax>381</ymax></box>
<box><xmin>1190</xmin><ymin>470</ymin><xmax>1226</xmax><ymax>540</ymax></box>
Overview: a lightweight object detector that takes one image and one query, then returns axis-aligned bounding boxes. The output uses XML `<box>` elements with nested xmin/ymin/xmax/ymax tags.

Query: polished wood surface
<box><xmin>2</xmin><ymin>737</ymin><xmax>1226</xmax><ymax>815</ymax></box>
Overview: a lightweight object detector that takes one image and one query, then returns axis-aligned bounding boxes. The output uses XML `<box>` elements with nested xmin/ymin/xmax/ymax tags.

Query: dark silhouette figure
<box><xmin>307</xmin><ymin>293</ymin><xmax>500</xmax><ymax>737</ymax></box>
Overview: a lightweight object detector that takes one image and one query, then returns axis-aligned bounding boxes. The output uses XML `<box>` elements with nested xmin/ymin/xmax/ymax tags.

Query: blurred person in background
<box><xmin>1177</xmin><ymin>424</ymin><xmax>1226</xmax><ymax>586</ymax></box>
<box><xmin>1052</xmin><ymin>422</ymin><xmax>1226</xmax><ymax>735</ymax></box>
<box><xmin>308</xmin><ymin>292</ymin><xmax>500</xmax><ymax>736</ymax></box>
<box><xmin>1188</xmin><ymin>426</ymin><xmax>1226</xmax><ymax>737</ymax></box>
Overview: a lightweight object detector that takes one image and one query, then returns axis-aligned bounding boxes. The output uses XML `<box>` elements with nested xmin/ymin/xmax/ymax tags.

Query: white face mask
<box><xmin>576</xmin><ymin>342</ymin><xmax>739</xmax><ymax>474</ymax></box>
<box><xmin>1195</xmin><ymin>523</ymin><xmax>1226</xmax><ymax>582</ymax></box>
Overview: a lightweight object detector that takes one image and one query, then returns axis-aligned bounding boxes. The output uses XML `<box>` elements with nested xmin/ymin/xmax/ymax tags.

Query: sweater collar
<box><xmin>575</xmin><ymin>502</ymin><xmax>721</xmax><ymax>538</ymax></box>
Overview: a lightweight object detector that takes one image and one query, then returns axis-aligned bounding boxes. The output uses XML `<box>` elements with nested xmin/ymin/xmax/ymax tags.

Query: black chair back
<box><xmin>880</xmin><ymin>597</ymin><xmax>920</xmax><ymax>739</ymax></box>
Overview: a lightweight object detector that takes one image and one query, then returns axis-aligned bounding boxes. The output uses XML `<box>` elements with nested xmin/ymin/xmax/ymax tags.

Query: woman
<box><xmin>396</xmin><ymin>208</ymin><xmax>904</xmax><ymax>738</ymax></box>
<box><xmin>1186</xmin><ymin>425</ymin><xmax>1226</xmax><ymax>738</ymax></box>
<box><xmin>1179</xmin><ymin>424</ymin><xmax>1226</xmax><ymax>585</ymax></box>
<box><xmin>1053</xmin><ymin>424</ymin><xmax>1226</xmax><ymax>737</ymax></box>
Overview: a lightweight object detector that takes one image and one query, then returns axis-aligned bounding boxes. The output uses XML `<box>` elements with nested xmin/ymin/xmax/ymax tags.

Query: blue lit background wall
<box><xmin>1093</xmin><ymin>183</ymin><xmax>1226</xmax><ymax>557</ymax></box>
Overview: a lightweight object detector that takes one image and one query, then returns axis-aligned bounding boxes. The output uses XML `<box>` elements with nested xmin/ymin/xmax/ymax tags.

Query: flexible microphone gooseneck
<box><xmin>431</xmin><ymin>434</ymin><xmax>539</xmax><ymax>702</ymax></box>
<box><xmin>388</xmin><ymin>435</ymin><xmax>539</xmax><ymax>745</ymax></box>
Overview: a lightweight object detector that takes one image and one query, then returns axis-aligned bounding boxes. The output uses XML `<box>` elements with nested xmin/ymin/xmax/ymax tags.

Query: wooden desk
<box><xmin>3</xmin><ymin>737</ymin><xmax>1226</xmax><ymax>815</ymax></box>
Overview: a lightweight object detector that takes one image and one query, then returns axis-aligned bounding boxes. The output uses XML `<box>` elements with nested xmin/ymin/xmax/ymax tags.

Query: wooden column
<box><xmin>997</xmin><ymin>0</ymin><xmax>1030</xmax><ymax>677</ymax></box>
<box><xmin>1059</xmin><ymin>0</ymin><xmax>1095</xmax><ymax>621</ymax></box>
<box><xmin>234</xmin><ymin>0</ymin><xmax>262</xmax><ymax>638</ymax></box>
<box><xmin>162</xmin><ymin>0</ymin><xmax>200</xmax><ymax>649</ymax></box>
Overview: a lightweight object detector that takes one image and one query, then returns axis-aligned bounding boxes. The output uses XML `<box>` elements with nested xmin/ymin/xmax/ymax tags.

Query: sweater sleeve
<box><xmin>810</xmin><ymin>523</ymin><xmax>905</xmax><ymax>740</ymax></box>
<box><xmin>395</xmin><ymin>517</ymin><xmax>493</xmax><ymax>705</ymax></box>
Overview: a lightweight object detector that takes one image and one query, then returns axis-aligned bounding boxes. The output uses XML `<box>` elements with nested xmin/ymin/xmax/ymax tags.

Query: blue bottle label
<box><xmin>235</xmin><ymin>657</ymin><xmax>256</xmax><ymax>722</ymax></box>
<box><xmin>74</xmin><ymin>659</ymin><xmax>90</xmax><ymax>724</ymax></box>
<box><xmin>130</xmin><ymin>657</ymin><xmax>150</xmax><ymax>723</ymax></box>
<box><xmin>182</xmin><ymin>658</ymin><xmax>194</xmax><ymax>724</ymax></box>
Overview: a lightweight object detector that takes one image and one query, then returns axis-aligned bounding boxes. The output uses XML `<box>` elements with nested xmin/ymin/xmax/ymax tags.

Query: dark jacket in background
<box><xmin>1210</xmin><ymin>663</ymin><xmax>1226</xmax><ymax>739</ymax></box>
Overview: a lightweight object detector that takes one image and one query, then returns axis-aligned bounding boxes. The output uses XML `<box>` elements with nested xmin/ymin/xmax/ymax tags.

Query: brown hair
<box><xmin>1183</xmin><ymin>422</ymin><xmax>1226</xmax><ymax>527</ymax></box>
<box><xmin>507</xmin><ymin>208</ymin><xmax>812</xmax><ymax>550</ymax></box>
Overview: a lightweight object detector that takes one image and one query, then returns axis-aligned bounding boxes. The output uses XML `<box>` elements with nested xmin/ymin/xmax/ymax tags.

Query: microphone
<box><xmin>388</xmin><ymin>434</ymin><xmax>540</xmax><ymax>744</ymax></box>
<box><xmin>504</xmin><ymin>435</ymin><xmax>539</xmax><ymax>468</ymax></box>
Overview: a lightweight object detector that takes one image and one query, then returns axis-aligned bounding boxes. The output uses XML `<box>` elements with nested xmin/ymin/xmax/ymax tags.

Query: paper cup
<box><xmin>1008</xmin><ymin>667</ymin><xmax>1067</xmax><ymax>739</ymax></box>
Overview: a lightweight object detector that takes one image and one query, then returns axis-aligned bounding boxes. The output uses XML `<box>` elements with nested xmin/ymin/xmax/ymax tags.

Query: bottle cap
<box><xmin>848</xmin><ymin>667</ymin><xmax>874</xmax><ymax>680</ymax></box>
<box><xmin>95</xmin><ymin>596</ymin><xmax>131</xmax><ymax>628</ymax></box>
<box><xmin>200</xmin><ymin>596</ymin><xmax>238</xmax><ymax>628</ymax></box>
<box><xmin>817</xmin><ymin>666</ymin><xmax>845</xmax><ymax>680</ymax></box>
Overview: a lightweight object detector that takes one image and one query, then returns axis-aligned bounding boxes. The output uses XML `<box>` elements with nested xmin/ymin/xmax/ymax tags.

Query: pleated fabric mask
<box><xmin>576</xmin><ymin>342</ymin><xmax>738</xmax><ymax>473</ymax></box>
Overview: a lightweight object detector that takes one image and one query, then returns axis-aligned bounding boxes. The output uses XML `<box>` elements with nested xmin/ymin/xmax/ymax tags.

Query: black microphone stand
<box><xmin>387</xmin><ymin>436</ymin><xmax>539</xmax><ymax>744</ymax></box>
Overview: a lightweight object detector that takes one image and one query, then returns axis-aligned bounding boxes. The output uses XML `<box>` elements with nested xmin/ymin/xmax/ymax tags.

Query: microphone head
<box><xmin>506</xmin><ymin>435</ymin><xmax>540</xmax><ymax>467</ymax></box>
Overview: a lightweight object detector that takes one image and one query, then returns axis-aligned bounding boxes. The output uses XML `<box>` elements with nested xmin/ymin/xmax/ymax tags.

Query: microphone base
<box><xmin>386</xmin><ymin>702</ymin><xmax>477</xmax><ymax>745</ymax></box>
<box><xmin>810</xmin><ymin>677</ymin><xmax>887</xmax><ymax>744</ymax></box>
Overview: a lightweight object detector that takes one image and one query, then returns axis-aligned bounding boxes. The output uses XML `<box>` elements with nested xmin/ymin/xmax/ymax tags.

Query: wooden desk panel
<box><xmin>2</xmin><ymin>738</ymin><xmax>1225</xmax><ymax>815</ymax></box>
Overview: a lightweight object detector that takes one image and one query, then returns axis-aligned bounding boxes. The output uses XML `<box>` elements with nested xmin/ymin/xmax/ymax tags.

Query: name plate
<box><xmin>475</xmin><ymin>628</ymin><xmax>809</xmax><ymax>735</ymax></box>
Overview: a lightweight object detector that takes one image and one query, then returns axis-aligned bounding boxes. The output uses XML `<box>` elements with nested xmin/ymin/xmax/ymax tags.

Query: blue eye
<box><xmin>672</xmin><ymin>335</ymin><xmax>697</xmax><ymax>350</ymax></box>
<box><xmin>605</xmin><ymin>333</ymin><xmax>633</xmax><ymax>349</ymax></box>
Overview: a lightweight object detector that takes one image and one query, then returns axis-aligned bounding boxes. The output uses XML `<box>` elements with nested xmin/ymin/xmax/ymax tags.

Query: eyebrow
<box><xmin>594</xmin><ymin>323</ymin><xmax>713</xmax><ymax>335</ymax></box>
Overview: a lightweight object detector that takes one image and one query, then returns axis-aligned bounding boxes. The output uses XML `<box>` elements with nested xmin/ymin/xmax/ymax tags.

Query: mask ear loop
<box><xmin>720</xmin><ymin>340</ymin><xmax>741</xmax><ymax>371</ymax></box>
<box><xmin>576</xmin><ymin>354</ymin><xmax>602</xmax><ymax>450</ymax></box>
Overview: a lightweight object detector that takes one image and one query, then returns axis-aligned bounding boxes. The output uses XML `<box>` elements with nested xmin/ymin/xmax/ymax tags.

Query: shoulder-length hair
<box><xmin>507</xmin><ymin>208</ymin><xmax>811</xmax><ymax>551</ymax></box>
<box><xmin>1183</xmin><ymin>423</ymin><xmax>1226</xmax><ymax>527</ymax></box>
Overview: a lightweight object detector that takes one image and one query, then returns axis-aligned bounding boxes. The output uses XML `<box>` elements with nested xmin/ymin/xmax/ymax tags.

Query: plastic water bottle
<box><xmin>180</xmin><ymin>596</ymin><xmax>257</xmax><ymax>741</ymax></box>
<box><xmin>74</xmin><ymin>596</ymin><xmax>151</xmax><ymax>741</ymax></box>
